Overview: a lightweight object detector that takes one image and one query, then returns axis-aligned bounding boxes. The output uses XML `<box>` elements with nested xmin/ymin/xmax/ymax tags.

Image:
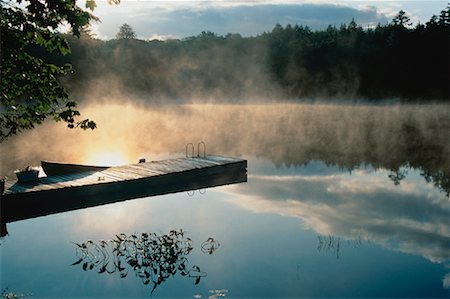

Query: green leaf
<box><xmin>85</xmin><ymin>0</ymin><xmax>97</xmax><ymax>11</ymax></box>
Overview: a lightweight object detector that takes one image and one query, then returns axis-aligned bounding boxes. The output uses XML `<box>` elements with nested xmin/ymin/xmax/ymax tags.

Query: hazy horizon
<box><xmin>88</xmin><ymin>1</ymin><xmax>448</xmax><ymax>40</ymax></box>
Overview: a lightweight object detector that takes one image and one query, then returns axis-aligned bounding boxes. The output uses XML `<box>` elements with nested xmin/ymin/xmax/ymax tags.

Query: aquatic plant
<box><xmin>201</xmin><ymin>237</ymin><xmax>220</xmax><ymax>255</ymax></box>
<box><xmin>317</xmin><ymin>234</ymin><xmax>367</xmax><ymax>259</ymax></box>
<box><xmin>72</xmin><ymin>229</ymin><xmax>206</xmax><ymax>294</ymax></box>
<box><xmin>1</xmin><ymin>288</ymin><xmax>32</xmax><ymax>299</ymax></box>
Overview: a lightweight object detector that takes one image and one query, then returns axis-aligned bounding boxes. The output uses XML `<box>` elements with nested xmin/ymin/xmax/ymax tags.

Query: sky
<box><xmin>86</xmin><ymin>0</ymin><xmax>449</xmax><ymax>40</ymax></box>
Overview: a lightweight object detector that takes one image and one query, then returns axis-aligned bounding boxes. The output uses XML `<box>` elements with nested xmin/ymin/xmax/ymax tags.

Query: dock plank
<box><xmin>103</xmin><ymin>169</ymin><xmax>145</xmax><ymax>180</ymax></box>
<box><xmin>127</xmin><ymin>164</ymin><xmax>166</xmax><ymax>176</ymax></box>
<box><xmin>3</xmin><ymin>156</ymin><xmax>245</xmax><ymax>196</ymax></box>
<box><xmin>1</xmin><ymin>155</ymin><xmax>247</xmax><ymax>224</ymax></box>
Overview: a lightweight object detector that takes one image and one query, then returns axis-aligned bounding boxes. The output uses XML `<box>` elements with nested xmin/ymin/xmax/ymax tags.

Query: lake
<box><xmin>1</xmin><ymin>102</ymin><xmax>449</xmax><ymax>298</ymax></box>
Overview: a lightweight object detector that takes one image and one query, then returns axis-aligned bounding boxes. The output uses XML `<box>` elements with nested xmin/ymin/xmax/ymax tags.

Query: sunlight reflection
<box><xmin>85</xmin><ymin>151</ymin><xmax>129</xmax><ymax>166</ymax></box>
<box><xmin>69</xmin><ymin>203</ymin><xmax>148</xmax><ymax>237</ymax></box>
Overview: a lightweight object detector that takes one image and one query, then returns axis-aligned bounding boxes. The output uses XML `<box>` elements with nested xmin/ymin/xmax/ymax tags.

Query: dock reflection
<box><xmin>0</xmin><ymin>166</ymin><xmax>247</xmax><ymax>237</ymax></box>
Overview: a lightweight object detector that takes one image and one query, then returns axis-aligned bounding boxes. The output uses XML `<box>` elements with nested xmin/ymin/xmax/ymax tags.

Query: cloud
<box><xmin>147</xmin><ymin>33</ymin><xmax>177</xmax><ymax>41</ymax></box>
<box><xmin>92</xmin><ymin>2</ymin><xmax>390</xmax><ymax>39</ymax></box>
<box><xmin>444</xmin><ymin>272</ymin><xmax>450</xmax><ymax>289</ymax></box>
<box><xmin>223</xmin><ymin>159</ymin><xmax>450</xmax><ymax>264</ymax></box>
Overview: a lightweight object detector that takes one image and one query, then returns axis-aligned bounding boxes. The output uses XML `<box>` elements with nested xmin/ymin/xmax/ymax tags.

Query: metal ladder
<box><xmin>185</xmin><ymin>141</ymin><xmax>206</xmax><ymax>158</ymax></box>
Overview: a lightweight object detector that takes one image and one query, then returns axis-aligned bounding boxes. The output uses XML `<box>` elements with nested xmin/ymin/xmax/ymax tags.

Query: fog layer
<box><xmin>1</xmin><ymin>102</ymin><xmax>449</xmax><ymax>193</ymax></box>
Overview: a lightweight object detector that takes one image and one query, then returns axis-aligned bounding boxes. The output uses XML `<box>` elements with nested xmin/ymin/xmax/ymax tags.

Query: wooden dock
<box><xmin>0</xmin><ymin>155</ymin><xmax>247</xmax><ymax>225</ymax></box>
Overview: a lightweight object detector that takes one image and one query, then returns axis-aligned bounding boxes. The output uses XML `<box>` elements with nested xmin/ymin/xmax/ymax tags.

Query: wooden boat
<box><xmin>41</xmin><ymin>161</ymin><xmax>110</xmax><ymax>176</ymax></box>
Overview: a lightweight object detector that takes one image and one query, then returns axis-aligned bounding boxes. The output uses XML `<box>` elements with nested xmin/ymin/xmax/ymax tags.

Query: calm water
<box><xmin>1</xmin><ymin>103</ymin><xmax>449</xmax><ymax>298</ymax></box>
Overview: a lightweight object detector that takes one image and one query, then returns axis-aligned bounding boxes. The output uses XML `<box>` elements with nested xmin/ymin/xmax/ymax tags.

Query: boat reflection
<box><xmin>72</xmin><ymin>229</ymin><xmax>206</xmax><ymax>295</ymax></box>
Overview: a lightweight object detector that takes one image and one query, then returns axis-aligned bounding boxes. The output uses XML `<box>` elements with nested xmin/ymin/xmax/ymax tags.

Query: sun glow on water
<box><xmin>86</xmin><ymin>151</ymin><xmax>129</xmax><ymax>166</ymax></box>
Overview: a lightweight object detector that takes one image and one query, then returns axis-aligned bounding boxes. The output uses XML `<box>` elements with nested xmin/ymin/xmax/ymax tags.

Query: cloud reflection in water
<box><xmin>223</xmin><ymin>159</ymin><xmax>450</xmax><ymax>267</ymax></box>
<box><xmin>1</xmin><ymin>102</ymin><xmax>449</xmax><ymax>295</ymax></box>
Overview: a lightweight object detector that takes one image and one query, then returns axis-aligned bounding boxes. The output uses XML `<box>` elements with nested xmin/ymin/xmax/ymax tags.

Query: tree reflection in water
<box><xmin>72</xmin><ymin>229</ymin><xmax>206</xmax><ymax>294</ymax></box>
<box><xmin>388</xmin><ymin>166</ymin><xmax>449</xmax><ymax>196</ymax></box>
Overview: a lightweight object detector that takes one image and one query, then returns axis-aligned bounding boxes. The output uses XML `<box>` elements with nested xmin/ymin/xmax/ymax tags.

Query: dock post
<box><xmin>0</xmin><ymin>178</ymin><xmax>7</xmax><ymax>237</ymax></box>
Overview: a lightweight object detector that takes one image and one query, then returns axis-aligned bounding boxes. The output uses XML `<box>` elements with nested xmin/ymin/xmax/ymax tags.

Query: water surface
<box><xmin>1</xmin><ymin>103</ymin><xmax>449</xmax><ymax>298</ymax></box>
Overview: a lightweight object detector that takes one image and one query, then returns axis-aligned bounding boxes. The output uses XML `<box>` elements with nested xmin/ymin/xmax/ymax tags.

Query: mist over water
<box><xmin>2</xmin><ymin>4</ymin><xmax>450</xmax><ymax>297</ymax></box>
<box><xmin>1</xmin><ymin>101</ymin><xmax>449</xmax><ymax>185</ymax></box>
<box><xmin>2</xmin><ymin>100</ymin><xmax>450</xmax><ymax>297</ymax></box>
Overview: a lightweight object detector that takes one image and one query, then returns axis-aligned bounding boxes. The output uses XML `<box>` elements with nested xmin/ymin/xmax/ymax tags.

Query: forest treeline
<box><xmin>59</xmin><ymin>7</ymin><xmax>449</xmax><ymax>102</ymax></box>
